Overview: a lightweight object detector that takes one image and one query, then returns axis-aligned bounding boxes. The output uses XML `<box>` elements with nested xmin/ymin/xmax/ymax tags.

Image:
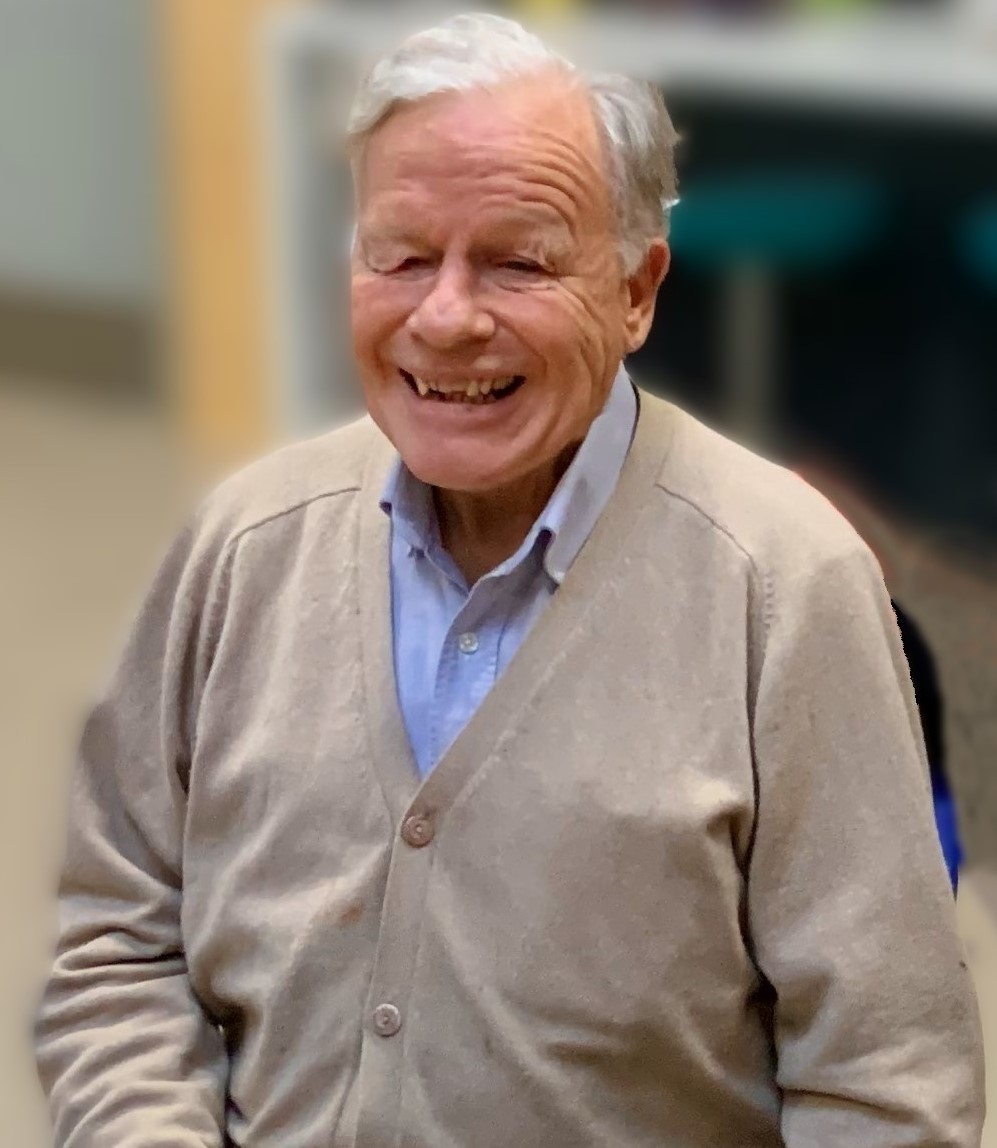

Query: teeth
<box><xmin>409</xmin><ymin>374</ymin><xmax>519</xmax><ymax>398</ymax></box>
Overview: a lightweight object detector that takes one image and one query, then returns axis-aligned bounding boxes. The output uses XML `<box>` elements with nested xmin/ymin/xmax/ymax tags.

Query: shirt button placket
<box><xmin>457</xmin><ymin>631</ymin><xmax>479</xmax><ymax>655</ymax></box>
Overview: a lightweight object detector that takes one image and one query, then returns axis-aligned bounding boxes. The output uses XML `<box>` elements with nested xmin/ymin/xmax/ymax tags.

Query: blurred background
<box><xmin>1</xmin><ymin>0</ymin><xmax>995</xmax><ymax>1142</ymax></box>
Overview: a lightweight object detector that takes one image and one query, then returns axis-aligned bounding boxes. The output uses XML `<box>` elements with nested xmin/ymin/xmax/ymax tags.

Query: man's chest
<box><xmin>182</xmin><ymin>540</ymin><xmax>755</xmax><ymax>985</ymax></box>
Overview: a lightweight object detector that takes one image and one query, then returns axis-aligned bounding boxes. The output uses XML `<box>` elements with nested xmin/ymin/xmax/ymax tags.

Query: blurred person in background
<box><xmin>34</xmin><ymin>13</ymin><xmax>984</xmax><ymax>1148</ymax></box>
<box><xmin>893</xmin><ymin>598</ymin><xmax>964</xmax><ymax>886</ymax></box>
<box><xmin>794</xmin><ymin>458</ymin><xmax>965</xmax><ymax>889</ymax></box>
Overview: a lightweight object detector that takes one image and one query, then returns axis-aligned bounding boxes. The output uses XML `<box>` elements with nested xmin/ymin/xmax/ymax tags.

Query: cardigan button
<box><xmin>401</xmin><ymin>813</ymin><xmax>435</xmax><ymax>848</ymax></box>
<box><xmin>372</xmin><ymin>1002</ymin><xmax>402</xmax><ymax>1037</ymax></box>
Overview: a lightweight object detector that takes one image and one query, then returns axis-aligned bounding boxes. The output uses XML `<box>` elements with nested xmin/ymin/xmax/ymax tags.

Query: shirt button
<box><xmin>401</xmin><ymin>813</ymin><xmax>435</xmax><ymax>848</ymax></box>
<box><xmin>372</xmin><ymin>1002</ymin><xmax>402</xmax><ymax>1037</ymax></box>
<box><xmin>458</xmin><ymin>631</ymin><xmax>479</xmax><ymax>654</ymax></box>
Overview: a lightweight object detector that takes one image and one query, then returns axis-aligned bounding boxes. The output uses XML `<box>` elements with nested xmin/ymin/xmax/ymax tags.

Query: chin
<box><xmin>404</xmin><ymin>458</ymin><xmax>515</xmax><ymax>495</ymax></box>
<box><xmin>399</xmin><ymin>438</ymin><xmax>524</xmax><ymax>494</ymax></box>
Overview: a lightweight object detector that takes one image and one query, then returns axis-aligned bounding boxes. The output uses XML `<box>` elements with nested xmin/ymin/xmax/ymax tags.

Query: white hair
<box><xmin>346</xmin><ymin>12</ymin><xmax>679</xmax><ymax>275</ymax></box>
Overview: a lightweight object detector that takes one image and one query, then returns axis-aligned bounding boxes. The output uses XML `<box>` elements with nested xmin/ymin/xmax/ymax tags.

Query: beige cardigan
<box><xmin>36</xmin><ymin>391</ymin><xmax>984</xmax><ymax>1147</ymax></box>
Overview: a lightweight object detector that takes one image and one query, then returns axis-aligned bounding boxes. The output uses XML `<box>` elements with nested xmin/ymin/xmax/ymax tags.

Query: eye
<box><xmin>393</xmin><ymin>256</ymin><xmax>433</xmax><ymax>273</ymax></box>
<box><xmin>365</xmin><ymin>251</ymin><xmax>434</xmax><ymax>275</ymax></box>
<box><xmin>500</xmin><ymin>258</ymin><xmax>544</xmax><ymax>273</ymax></box>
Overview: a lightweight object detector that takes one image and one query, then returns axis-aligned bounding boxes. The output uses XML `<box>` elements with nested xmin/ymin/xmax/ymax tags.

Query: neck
<box><xmin>434</xmin><ymin>444</ymin><xmax>578</xmax><ymax>585</ymax></box>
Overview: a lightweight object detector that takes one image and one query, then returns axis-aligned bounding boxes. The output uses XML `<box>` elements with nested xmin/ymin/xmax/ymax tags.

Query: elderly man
<box><xmin>36</xmin><ymin>13</ymin><xmax>983</xmax><ymax>1148</ymax></box>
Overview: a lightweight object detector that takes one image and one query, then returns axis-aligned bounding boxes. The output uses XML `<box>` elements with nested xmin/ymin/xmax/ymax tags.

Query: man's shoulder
<box><xmin>197</xmin><ymin>414</ymin><xmax>384</xmax><ymax>546</ymax></box>
<box><xmin>645</xmin><ymin>394</ymin><xmax>870</xmax><ymax>575</ymax></box>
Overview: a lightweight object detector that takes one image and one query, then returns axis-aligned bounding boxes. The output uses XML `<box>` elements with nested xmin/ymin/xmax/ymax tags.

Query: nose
<box><xmin>406</xmin><ymin>258</ymin><xmax>495</xmax><ymax>348</ymax></box>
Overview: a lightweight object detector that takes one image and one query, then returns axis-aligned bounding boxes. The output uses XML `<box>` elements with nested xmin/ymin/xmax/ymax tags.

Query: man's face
<box><xmin>350</xmin><ymin>75</ymin><xmax>660</xmax><ymax>493</ymax></box>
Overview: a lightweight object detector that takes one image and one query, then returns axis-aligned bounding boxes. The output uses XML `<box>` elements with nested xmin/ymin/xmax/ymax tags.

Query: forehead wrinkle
<box><xmin>414</xmin><ymin>121</ymin><xmax>606</xmax><ymax>202</ymax></box>
<box><xmin>366</xmin><ymin>169</ymin><xmax>582</xmax><ymax>246</ymax></box>
<box><xmin>369</xmin><ymin>152</ymin><xmax>605</xmax><ymax>249</ymax></box>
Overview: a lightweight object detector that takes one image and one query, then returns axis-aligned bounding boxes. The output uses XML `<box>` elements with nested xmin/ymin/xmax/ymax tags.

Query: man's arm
<box><xmin>35</xmin><ymin>520</ymin><xmax>229</xmax><ymax>1147</ymax></box>
<box><xmin>747</xmin><ymin>540</ymin><xmax>985</xmax><ymax>1146</ymax></box>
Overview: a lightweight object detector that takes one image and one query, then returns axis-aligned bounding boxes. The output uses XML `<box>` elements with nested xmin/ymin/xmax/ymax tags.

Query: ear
<box><xmin>623</xmin><ymin>239</ymin><xmax>670</xmax><ymax>354</ymax></box>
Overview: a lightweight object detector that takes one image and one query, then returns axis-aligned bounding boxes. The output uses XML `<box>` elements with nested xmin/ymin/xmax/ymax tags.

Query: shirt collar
<box><xmin>379</xmin><ymin>365</ymin><xmax>638</xmax><ymax>585</ymax></box>
<box><xmin>379</xmin><ymin>456</ymin><xmax>437</xmax><ymax>560</ymax></box>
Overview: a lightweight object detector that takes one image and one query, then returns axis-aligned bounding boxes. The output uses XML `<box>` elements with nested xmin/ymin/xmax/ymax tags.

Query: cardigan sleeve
<box><xmin>746</xmin><ymin>539</ymin><xmax>985</xmax><ymax>1147</ymax></box>
<box><xmin>34</xmin><ymin>517</ymin><xmax>230</xmax><ymax>1147</ymax></box>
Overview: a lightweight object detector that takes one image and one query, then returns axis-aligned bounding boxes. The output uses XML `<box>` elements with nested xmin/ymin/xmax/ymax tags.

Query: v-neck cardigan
<box><xmin>35</xmin><ymin>390</ymin><xmax>984</xmax><ymax>1148</ymax></box>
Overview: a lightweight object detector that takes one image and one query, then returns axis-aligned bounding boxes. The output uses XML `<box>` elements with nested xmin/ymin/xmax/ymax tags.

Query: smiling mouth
<box><xmin>400</xmin><ymin>369</ymin><xmax>526</xmax><ymax>404</ymax></box>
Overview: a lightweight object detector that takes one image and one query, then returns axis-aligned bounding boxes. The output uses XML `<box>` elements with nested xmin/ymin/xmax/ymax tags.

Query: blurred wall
<box><xmin>0</xmin><ymin>0</ymin><xmax>161</xmax><ymax>306</ymax></box>
<box><xmin>0</xmin><ymin>0</ymin><xmax>161</xmax><ymax>394</ymax></box>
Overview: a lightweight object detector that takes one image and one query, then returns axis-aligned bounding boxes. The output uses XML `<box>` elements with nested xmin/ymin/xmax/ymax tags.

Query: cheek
<box><xmin>510</xmin><ymin>273</ymin><xmax>612</xmax><ymax>344</ymax></box>
<box><xmin>575</xmin><ymin>253</ymin><xmax>629</xmax><ymax>329</ymax></box>
<box><xmin>525</xmin><ymin>281</ymin><xmax>624</xmax><ymax>376</ymax></box>
<box><xmin>350</xmin><ymin>277</ymin><xmax>413</xmax><ymax>365</ymax></box>
<box><xmin>552</xmin><ymin>250</ymin><xmax>626</xmax><ymax>345</ymax></box>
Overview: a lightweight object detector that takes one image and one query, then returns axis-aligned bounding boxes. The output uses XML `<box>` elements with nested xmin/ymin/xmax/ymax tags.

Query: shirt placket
<box><xmin>428</xmin><ymin>578</ymin><xmax>506</xmax><ymax>768</ymax></box>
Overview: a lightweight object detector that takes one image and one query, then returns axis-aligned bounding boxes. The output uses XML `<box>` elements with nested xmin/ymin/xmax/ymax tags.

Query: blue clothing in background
<box><xmin>892</xmin><ymin>600</ymin><xmax>963</xmax><ymax>891</ymax></box>
<box><xmin>381</xmin><ymin>368</ymin><xmax>637</xmax><ymax>777</ymax></box>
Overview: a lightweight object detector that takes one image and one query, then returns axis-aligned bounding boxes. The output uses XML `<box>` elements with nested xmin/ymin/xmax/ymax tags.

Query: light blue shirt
<box><xmin>380</xmin><ymin>368</ymin><xmax>638</xmax><ymax>777</ymax></box>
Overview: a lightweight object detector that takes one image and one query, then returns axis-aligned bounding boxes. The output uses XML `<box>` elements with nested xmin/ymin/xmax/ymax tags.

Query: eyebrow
<box><xmin>481</xmin><ymin>213</ymin><xmax>572</xmax><ymax>242</ymax></box>
<box><xmin>360</xmin><ymin>206</ymin><xmax>573</xmax><ymax>246</ymax></box>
